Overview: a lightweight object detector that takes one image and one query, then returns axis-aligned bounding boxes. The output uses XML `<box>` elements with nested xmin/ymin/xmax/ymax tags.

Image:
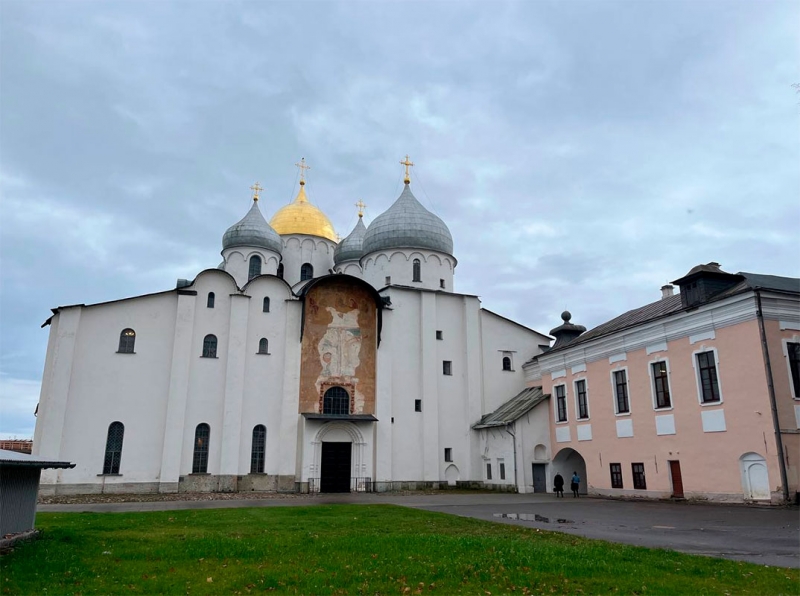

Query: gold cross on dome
<box><xmin>355</xmin><ymin>199</ymin><xmax>366</xmax><ymax>217</ymax></box>
<box><xmin>250</xmin><ymin>182</ymin><xmax>263</xmax><ymax>201</ymax></box>
<box><xmin>295</xmin><ymin>157</ymin><xmax>311</xmax><ymax>183</ymax></box>
<box><xmin>400</xmin><ymin>155</ymin><xmax>414</xmax><ymax>183</ymax></box>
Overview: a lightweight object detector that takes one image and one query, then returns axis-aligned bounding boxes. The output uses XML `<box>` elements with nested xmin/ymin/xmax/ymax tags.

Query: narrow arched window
<box><xmin>251</xmin><ymin>425</ymin><xmax>266</xmax><ymax>473</ymax></box>
<box><xmin>323</xmin><ymin>386</ymin><xmax>350</xmax><ymax>416</ymax></box>
<box><xmin>276</xmin><ymin>263</ymin><xmax>284</xmax><ymax>279</ymax></box>
<box><xmin>202</xmin><ymin>334</ymin><xmax>217</xmax><ymax>358</ymax></box>
<box><xmin>103</xmin><ymin>421</ymin><xmax>124</xmax><ymax>474</ymax></box>
<box><xmin>258</xmin><ymin>338</ymin><xmax>268</xmax><ymax>354</ymax></box>
<box><xmin>192</xmin><ymin>423</ymin><xmax>210</xmax><ymax>473</ymax></box>
<box><xmin>412</xmin><ymin>259</ymin><xmax>421</xmax><ymax>282</ymax></box>
<box><xmin>207</xmin><ymin>292</ymin><xmax>215</xmax><ymax>308</ymax></box>
<box><xmin>263</xmin><ymin>297</ymin><xmax>270</xmax><ymax>312</ymax></box>
<box><xmin>502</xmin><ymin>356</ymin><xmax>512</xmax><ymax>371</ymax></box>
<box><xmin>300</xmin><ymin>263</ymin><xmax>313</xmax><ymax>281</ymax></box>
<box><xmin>249</xmin><ymin>255</ymin><xmax>262</xmax><ymax>280</ymax></box>
<box><xmin>118</xmin><ymin>329</ymin><xmax>136</xmax><ymax>353</ymax></box>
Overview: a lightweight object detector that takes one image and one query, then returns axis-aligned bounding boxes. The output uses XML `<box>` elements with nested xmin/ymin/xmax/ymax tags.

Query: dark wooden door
<box><xmin>669</xmin><ymin>460</ymin><xmax>684</xmax><ymax>498</ymax></box>
<box><xmin>532</xmin><ymin>464</ymin><xmax>547</xmax><ymax>493</ymax></box>
<box><xmin>320</xmin><ymin>442</ymin><xmax>352</xmax><ymax>493</ymax></box>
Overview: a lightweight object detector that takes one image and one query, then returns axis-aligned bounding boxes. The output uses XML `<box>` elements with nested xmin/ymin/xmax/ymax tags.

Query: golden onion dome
<box><xmin>269</xmin><ymin>181</ymin><xmax>337</xmax><ymax>242</ymax></box>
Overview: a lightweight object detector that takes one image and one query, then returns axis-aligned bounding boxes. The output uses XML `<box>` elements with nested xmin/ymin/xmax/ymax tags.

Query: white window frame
<box><xmin>648</xmin><ymin>357</ymin><xmax>674</xmax><ymax>412</ymax></box>
<box><xmin>691</xmin><ymin>346</ymin><xmax>724</xmax><ymax>406</ymax></box>
<box><xmin>553</xmin><ymin>383</ymin><xmax>569</xmax><ymax>424</ymax></box>
<box><xmin>782</xmin><ymin>337</ymin><xmax>800</xmax><ymax>400</ymax></box>
<box><xmin>609</xmin><ymin>366</ymin><xmax>631</xmax><ymax>417</ymax></box>
<box><xmin>573</xmin><ymin>377</ymin><xmax>590</xmax><ymax>420</ymax></box>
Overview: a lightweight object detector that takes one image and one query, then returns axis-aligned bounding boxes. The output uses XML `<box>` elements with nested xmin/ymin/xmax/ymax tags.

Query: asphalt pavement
<box><xmin>39</xmin><ymin>492</ymin><xmax>800</xmax><ymax>568</ymax></box>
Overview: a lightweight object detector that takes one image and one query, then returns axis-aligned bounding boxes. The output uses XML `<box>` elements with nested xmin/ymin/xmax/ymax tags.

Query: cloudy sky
<box><xmin>1</xmin><ymin>0</ymin><xmax>798</xmax><ymax>438</ymax></box>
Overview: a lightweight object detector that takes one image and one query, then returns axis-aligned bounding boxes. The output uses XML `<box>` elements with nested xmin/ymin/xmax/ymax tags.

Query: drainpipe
<box><xmin>505</xmin><ymin>423</ymin><xmax>518</xmax><ymax>493</ymax></box>
<box><xmin>755</xmin><ymin>289</ymin><xmax>790</xmax><ymax>503</ymax></box>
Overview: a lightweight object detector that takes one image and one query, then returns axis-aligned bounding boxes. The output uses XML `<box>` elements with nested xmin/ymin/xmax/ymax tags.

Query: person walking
<box><xmin>553</xmin><ymin>473</ymin><xmax>564</xmax><ymax>498</ymax></box>
<box><xmin>571</xmin><ymin>471</ymin><xmax>581</xmax><ymax>497</ymax></box>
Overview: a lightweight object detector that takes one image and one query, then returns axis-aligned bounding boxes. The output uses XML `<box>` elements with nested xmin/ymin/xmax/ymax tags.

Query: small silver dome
<box><xmin>362</xmin><ymin>184</ymin><xmax>453</xmax><ymax>256</ymax></box>
<box><xmin>334</xmin><ymin>216</ymin><xmax>367</xmax><ymax>265</ymax></box>
<box><xmin>222</xmin><ymin>200</ymin><xmax>283</xmax><ymax>254</ymax></box>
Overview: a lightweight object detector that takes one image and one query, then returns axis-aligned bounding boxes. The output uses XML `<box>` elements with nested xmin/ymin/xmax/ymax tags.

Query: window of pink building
<box><xmin>789</xmin><ymin>342</ymin><xmax>800</xmax><ymax>398</ymax></box>
<box><xmin>696</xmin><ymin>351</ymin><xmax>721</xmax><ymax>403</ymax></box>
<box><xmin>613</xmin><ymin>370</ymin><xmax>630</xmax><ymax>414</ymax></box>
<box><xmin>632</xmin><ymin>463</ymin><xmax>646</xmax><ymax>489</ymax></box>
<box><xmin>651</xmin><ymin>361</ymin><xmax>671</xmax><ymax>409</ymax></box>
<box><xmin>554</xmin><ymin>384</ymin><xmax>567</xmax><ymax>422</ymax></box>
<box><xmin>610</xmin><ymin>463</ymin><xmax>623</xmax><ymax>488</ymax></box>
<box><xmin>575</xmin><ymin>380</ymin><xmax>589</xmax><ymax>419</ymax></box>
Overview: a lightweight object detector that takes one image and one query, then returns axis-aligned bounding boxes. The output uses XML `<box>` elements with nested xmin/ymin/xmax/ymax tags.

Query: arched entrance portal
<box><xmin>552</xmin><ymin>448</ymin><xmax>588</xmax><ymax>495</ymax></box>
<box><xmin>313</xmin><ymin>422</ymin><xmax>367</xmax><ymax>493</ymax></box>
<box><xmin>740</xmin><ymin>452</ymin><xmax>770</xmax><ymax>501</ymax></box>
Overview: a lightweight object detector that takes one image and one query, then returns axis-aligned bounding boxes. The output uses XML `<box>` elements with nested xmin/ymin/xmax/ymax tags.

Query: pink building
<box><xmin>526</xmin><ymin>263</ymin><xmax>799</xmax><ymax>504</ymax></box>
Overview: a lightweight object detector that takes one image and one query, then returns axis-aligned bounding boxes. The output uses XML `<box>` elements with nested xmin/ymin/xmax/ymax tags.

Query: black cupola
<box><xmin>672</xmin><ymin>262</ymin><xmax>744</xmax><ymax>309</ymax></box>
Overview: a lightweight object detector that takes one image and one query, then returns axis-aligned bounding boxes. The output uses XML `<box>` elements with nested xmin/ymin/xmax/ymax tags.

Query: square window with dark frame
<box><xmin>436</xmin><ymin>330</ymin><xmax>443</xmax><ymax>340</ymax></box>
<box><xmin>444</xmin><ymin>448</ymin><xmax>452</xmax><ymax>462</ymax></box>
<box><xmin>788</xmin><ymin>342</ymin><xmax>800</xmax><ymax>397</ymax></box>
<box><xmin>443</xmin><ymin>360</ymin><xmax>452</xmax><ymax>375</ymax></box>
<box><xmin>614</xmin><ymin>370</ymin><xmax>630</xmax><ymax>414</ymax></box>
<box><xmin>632</xmin><ymin>462</ymin><xmax>646</xmax><ymax>489</ymax></box>
<box><xmin>555</xmin><ymin>384</ymin><xmax>567</xmax><ymax>422</ymax></box>
<box><xmin>414</xmin><ymin>399</ymin><xmax>422</xmax><ymax>412</ymax></box>
<box><xmin>610</xmin><ymin>463</ymin><xmax>623</xmax><ymax>488</ymax></box>
<box><xmin>575</xmin><ymin>379</ymin><xmax>589</xmax><ymax>419</ymax></box>
<box><xmin>651</xmin><ymin>361</ymin><xmax>671</xmax><ymax>408</ymax></box>
<box><xmin>696</xmin><ymin>351</ymin><xmax>721</xmax><ymax>403</ymax></box>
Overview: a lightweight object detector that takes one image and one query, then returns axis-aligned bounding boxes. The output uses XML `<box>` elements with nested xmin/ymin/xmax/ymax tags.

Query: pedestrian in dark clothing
<box><xmin>571</xmin><ymin>471</ymin><xmax>580</xmax><ymax>497</ymax></box>
<box><xmin>553</xmin><ymin>473</ymin><xmax>564</xmax><ymax>497</ymax></box>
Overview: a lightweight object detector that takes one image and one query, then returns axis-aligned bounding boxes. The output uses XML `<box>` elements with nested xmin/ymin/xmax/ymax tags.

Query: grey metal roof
<box><xmin>362</xmin><ymin>184</ymin><xmax>453</xmax><ymax>256</ymax></box>
<box><xmin>334</xmin><ymin>216</ymin><xmax>367</xmax><ymax>265</ymax></box>
<box><xmin>472</xmin><ymin>386</ymin><xmax>548</xmax><ymax>429</ymax></box>
<box><xmin>541</xmin><ymin>270</ymin><xmax>799</xmax><ymax>356</ymax></box>
<box><xmin>222</xmin><ymin>200</ymin><xmax>283</xmax><ymax>254</ymax></box>
<box><xmin>0</xmin><ymin>449</ymin><xmax>75</xmax><ymax>469</ymax></box>
<box><xmin>738</xmin><ymin>272</ymin><xmax>800</xmax><ymax>294</ymax></box>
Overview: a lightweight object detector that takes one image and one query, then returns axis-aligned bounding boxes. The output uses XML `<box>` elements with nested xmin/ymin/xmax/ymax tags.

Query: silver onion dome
<box><xmin>334</xmin><ymin>216</ymin><xmax>367</xmax><ymax>265</ymax></box>
<box><xmin>222</xmin><ymin>200</ymin><xmax>283</xmax><ymax>254</ymax></box>
<box><xmin>361</xmin><ymin>184</ymin><xmax>453</xmax><ymax>256</ymax></box>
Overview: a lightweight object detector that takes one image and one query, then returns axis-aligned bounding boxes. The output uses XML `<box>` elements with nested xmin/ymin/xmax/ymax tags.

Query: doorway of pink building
<box><xmin>669</xmin><ymin>460</ymin><xmax>684</xmax><ymax>498</ymax></box>
<box><xmin>552</xmin><ymin>447</ymin><xmax>587</xmax><ymax>495</ymax></box>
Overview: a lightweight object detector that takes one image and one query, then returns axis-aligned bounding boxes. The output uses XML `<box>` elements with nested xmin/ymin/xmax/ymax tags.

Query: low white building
<box><xmin>33</xmin><ymin>165</ymin><xmax>552</xmax><ymax>494</ymax></box>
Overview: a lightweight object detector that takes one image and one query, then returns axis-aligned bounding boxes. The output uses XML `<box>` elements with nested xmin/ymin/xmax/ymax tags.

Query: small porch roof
<box><xmin>472</xmin><ymin>387</ymin><xmax>548</xmax><ymax>429</ymax></box>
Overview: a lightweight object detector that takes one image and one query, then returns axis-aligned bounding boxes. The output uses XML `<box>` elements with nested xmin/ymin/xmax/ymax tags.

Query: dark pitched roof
<box><xmin>541</xmin><ymin>270</ymin><xmax>799</xmax><ymax>356</ymax></box>
<box><xmin>472</xmin><ymin>386</ymin><xmax>548</xmax><ymax>429</ymax></box>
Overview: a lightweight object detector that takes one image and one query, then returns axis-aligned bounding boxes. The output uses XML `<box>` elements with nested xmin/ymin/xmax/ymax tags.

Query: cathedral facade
<box><xmin>33</xmin><ymin>162</ymin><xmax>551</xmax><ymax>494</ymax></box>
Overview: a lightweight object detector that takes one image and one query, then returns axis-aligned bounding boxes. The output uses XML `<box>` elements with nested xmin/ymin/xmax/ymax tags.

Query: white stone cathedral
<box><xmin>34</xmin><ymin>160</ymin><xmax>552</xmax><ymax>494</ymax></box>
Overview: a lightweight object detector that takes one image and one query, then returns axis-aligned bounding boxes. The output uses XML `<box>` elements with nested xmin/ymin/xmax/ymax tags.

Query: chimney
<box><xmin>661</xmin><ymin>284</ymin><xmax>674</xmax><ymax>299</ymax></box>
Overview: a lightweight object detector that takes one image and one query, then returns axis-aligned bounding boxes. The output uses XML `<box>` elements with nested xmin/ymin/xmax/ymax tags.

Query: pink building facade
<box><xmin>526</xmin><ymin>264</ymin><xmax>800</xmax><ymax>504</ymax></box>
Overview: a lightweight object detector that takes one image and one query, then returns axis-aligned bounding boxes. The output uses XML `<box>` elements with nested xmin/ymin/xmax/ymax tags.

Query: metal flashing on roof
<box><xmin>0</xmin><ymin>449</ymin><xmax>75</xmax><ymax>469</ymax></box>
<box><xmin>472</xmin><ymin>386</ymin><xmax>548</xmax><ymax>429</ymax></box>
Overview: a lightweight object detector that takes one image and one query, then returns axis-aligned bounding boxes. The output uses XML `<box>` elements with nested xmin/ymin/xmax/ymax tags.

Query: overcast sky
<box><xmin>1</xmin><ymin>0</ymin><xmax>798</xmax><ymax>438</ymax></box>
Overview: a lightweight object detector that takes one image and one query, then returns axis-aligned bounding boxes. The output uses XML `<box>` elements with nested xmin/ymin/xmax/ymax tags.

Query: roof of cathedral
<box><xmin>222</xmin><ymin>199</ymin><xmax>283</xmax><ymax>254</ymax></box>
<box><xmin>334</xmin><ymin>216</ymin><xmax>367</xmax><ymax>264</ymax></box>
<box><xmin>361</xmin><ymin>183</ymin><xmax>453</xmax><ymax>257</ymax></box>
<box><xmin>472</xmin><ymin>386</ymin><xmax>547</xmax><ymax>429</ymax></box>
<box><xmin>269</xmin><ymin>182</ymin><xmax>337</xmax><ymax>242</ymax></box>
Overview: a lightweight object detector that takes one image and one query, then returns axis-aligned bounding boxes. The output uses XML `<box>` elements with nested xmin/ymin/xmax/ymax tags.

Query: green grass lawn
<box><xmin>2</xmin><ymin>505</ymin><xmax>797</xmax><ymax>595</ymax></box>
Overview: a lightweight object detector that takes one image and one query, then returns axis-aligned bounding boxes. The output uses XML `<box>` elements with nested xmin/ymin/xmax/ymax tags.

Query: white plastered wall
<box><xmin>221</xmin><ymin>248</ymin><xmax>281</xmax><ymax>287</ymax></box>
<box><xmin>361</xmin><ymin>249</ymin><xmax>455</xmax><ymax>292</ymax></box>
<box><xmin>280</xmin><ymin>235</ymin><xmax>336</xmax><ymax>286</ymax></box>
